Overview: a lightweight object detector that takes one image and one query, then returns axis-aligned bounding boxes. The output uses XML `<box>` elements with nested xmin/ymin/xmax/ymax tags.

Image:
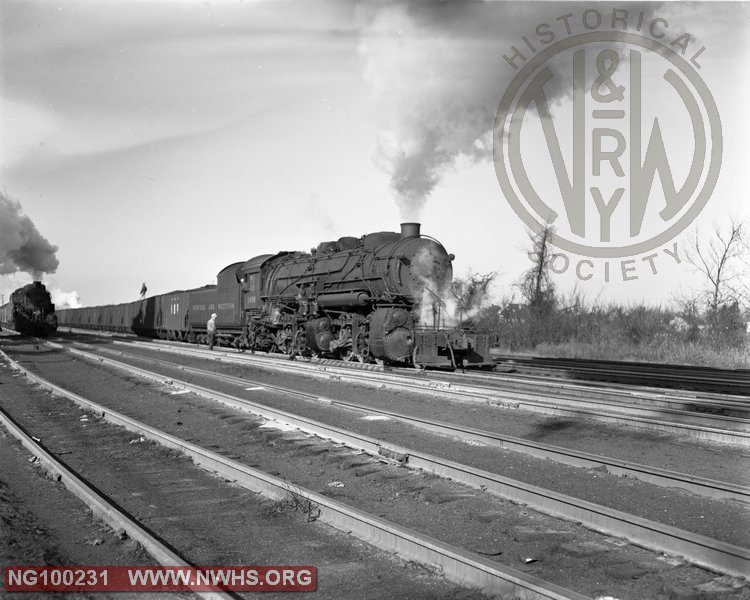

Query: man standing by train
<box><xmin>207</xmin><ymin>313</ymin><xmax>218</xmax><ymax>350</ymax></box>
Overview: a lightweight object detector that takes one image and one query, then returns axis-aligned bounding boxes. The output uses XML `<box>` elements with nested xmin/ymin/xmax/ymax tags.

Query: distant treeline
<box><xmin>466</xmin><ymin>300</ymin><xmax>749</xmax><ymax>369</ymax></box>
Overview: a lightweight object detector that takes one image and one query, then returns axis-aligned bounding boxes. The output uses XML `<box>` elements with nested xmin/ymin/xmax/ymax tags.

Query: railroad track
<box><xmin>104</xmin><ymin>338</ymin><xmax>750</xmax><ymax>446</ymax></box>
<box><xmin>57</xmin><ymin>328</ymin><xmax>750</xmax><ymax>403</ymax></box>
<box><xmin>20</xmin><ymin>340</ymin><xmax>750</xmax><ymax>577</ymax></box>
<box><xmin>493</xmin><ymin>354</ymin><xmax>750</xmax><ymax>396</ymax></box>
<box><xmin>372</xmin><ymin>354</ymin><xmax>749</xmax><ymax>420</ymax></box>
<box><xmin>0</xmin><ymin>407</ymin><xmax>233</xmax><ymax>600</ymax></box>
<box><xmin>52</xmin><ymin>341</ymin><xmax>750</xmax><ymax>504</ymax></box>
<box><xmin>5</xmin><ymin>335</ymin><xmax>750</xmax><ymax>598</ymax></box>
<box><xmin>291</xmin><ymin>350</ymin><xmax>749</xmax><ymax>419</ymax></box>
<box><xmin>0</xmin><ymin>348</ymin><xmax>578</xmax><ymax>600</ymax></box>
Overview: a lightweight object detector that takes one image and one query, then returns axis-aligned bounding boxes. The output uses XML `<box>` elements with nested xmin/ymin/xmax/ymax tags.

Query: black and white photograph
<box><xmin>1</xmin><ymin>1</ymin><xmax>749</xmax><ymax>598</ymax></box>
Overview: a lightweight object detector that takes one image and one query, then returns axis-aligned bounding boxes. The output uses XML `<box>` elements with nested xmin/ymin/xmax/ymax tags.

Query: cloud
<box><xmin>0</xmin><ymin>99</ymin><xmax>62</xmax><ymax>167</ymax></box>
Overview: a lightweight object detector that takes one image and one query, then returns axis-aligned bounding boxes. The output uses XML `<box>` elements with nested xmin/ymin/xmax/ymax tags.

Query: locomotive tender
<box><xmin>0</xmin><ymin>281</ymin><xmax>59</xmax><ymax>336</ymax></box>
<box><xmin>57</xmin><ymin>223</ymin><xmax>493</xmax><ymax>368</ymax></box>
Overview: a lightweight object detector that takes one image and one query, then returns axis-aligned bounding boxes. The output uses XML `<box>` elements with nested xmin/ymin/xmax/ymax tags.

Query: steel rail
<box><xmin>0</xmin><ymin>350</ymin><xmax>587</xmax><ymax>600</ymax></box>
<box><xmin>112</xmin><ymin>339</ymin><xmax>750</xmax><ymax>446</ymax></box>
<box><xmin>428</xmin><ymin>370</ymin><xmax>750</xmax><ymax>415</ymax></box>
<box><xmin>59</xmin><ymin>330</ymin><xmax>750</xmax><ymax>397</ymax></box>
<box><xmin>282</xmin><ymin>347</ymin><xmax>749</xmax><ymax>407</ymax></box>
<box><xmin>248</xmin><ymin>351</ymin><xmax>750</xmax><ymax>418</ymax></box>
<box><xmin>290</xmin><ymin>364</ymin><xmax>750</xmax><ymax>432</ymax></box>
<box><xmin>131</xmin><ymin>337</ymin><xmax>749</xmax><ymax>406</ymax></box>
<box><xmin>79</xmin><ymin>342</ymin><xmax>750</xmax><ymax>504</ymax></box>
<box><xmin>494</xmin><ymin>354</ymin><xmax>750</xmax><ymax>388</ymax></box>
<box><xmin>0</xmin><ymin>405</ymin><xmax>235</xmax><ymax>600</ymax></box>
<box><xmin>222</xmin><ymin>343</ymin><xmax>750</xmax><ymax>417</ymax></box>
<box><xmin>38</xmin><ymin>343</ymin><xmax>750</xmax><ymax>577</ymax></box>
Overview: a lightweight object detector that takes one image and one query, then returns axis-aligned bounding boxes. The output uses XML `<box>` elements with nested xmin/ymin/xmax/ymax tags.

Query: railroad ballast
<box><xmin>57</xmin><ymin>223</ymin><xmax>494</xmax><ymax>369</ymax></box>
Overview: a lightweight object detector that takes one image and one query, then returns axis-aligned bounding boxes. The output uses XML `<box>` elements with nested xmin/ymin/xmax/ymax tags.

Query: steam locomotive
<box><xmin>56</xmin><ymin>224</ymin><xmax>493</xmax><ymax>368</ymax></box>
<box><xmin>0</xmin><ymin>281</ymin><xmax>59</xmax><ymax>336</ymax></box>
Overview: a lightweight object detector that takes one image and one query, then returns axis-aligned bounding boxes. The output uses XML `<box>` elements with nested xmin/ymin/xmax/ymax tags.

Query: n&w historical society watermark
<box><xmin>493</xmin><ymin>7</ymin><xmax>722</xmax><ymax>282</ymax></box>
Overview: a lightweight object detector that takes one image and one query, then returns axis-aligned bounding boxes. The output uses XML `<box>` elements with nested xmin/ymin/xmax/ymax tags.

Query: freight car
<box><xmin>57</xmin><ymin>224</ymin><xmax>494</xmax><ymax>369</ymax></box>
<box><xmin>0</xmin><ymin>281</ymin><xmax>59</xmax><ymax>336</ymax></box>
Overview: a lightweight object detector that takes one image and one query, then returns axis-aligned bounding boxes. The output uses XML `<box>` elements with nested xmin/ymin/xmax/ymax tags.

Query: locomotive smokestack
<box><xmin>400</xmin><ymin>222</ymin><xmax>421</xmax><ymax>239</ymax></box>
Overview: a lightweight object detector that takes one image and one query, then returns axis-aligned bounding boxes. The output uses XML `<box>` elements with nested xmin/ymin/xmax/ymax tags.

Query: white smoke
<box><xmin>411</xmin><ymin>246</ymin><xmax>458</xmax><ymax>327</ymax></box>
<box><xmin>51</xmin><ymin>289</ymin><xmax>82</xmax><ymax>309</ymax></box>
<box><xmin>359</xmin><ymin>4</ymin><xmax>496</xmax><ymax>221</ymax></box>
<box><xmin>419</xmin><ymin>286</ymin><xmax>460</xmax><ymax>329</ymax></box>
<box><xmin>418</xmin><ymin>284</ymin><xmax>485</xmax><ymax>329</ymax></box>
<box><xmin>358</xmin><ymin>2</ymin><xmax>664</xmax><ymax>221</ymax></box>
<box><xmin>412</xmin><ymin>244</ymin><xmax>493</xmax><ymax>328</ymax></box>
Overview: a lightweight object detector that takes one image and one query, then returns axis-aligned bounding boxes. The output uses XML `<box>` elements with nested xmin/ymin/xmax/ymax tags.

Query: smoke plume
<box><xmin>358</xmin><ymin>2</ymin><xmax>663</xmax><ymax>221</ymax></box>
<box><xmin>0</xmin><ymin>193</ymin><xmax>59</xmax><ymax>279</ymax></box>
<box><xmin>52</xmin><ymin>289</ymin><xmax>82</xmax><ymax>309</ymax></box>
<box><xmin>359</xmin><ymin>4</ymin><xmax>498</xmax><ymax>221</ymax></box>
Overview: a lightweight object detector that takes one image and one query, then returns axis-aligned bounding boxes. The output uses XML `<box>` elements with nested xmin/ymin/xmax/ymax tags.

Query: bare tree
<box><xmin>517</xmin><ymin>226</ymin><xmax>556</xmax><ymax>310</ymax></box>
<box><xmin>450</xmin><ymin>272</ymin><xmax>496</xmax><ymax>327</ymax></box>
<box><xmin>685</xmin><ymin>218</ymin><xmax>749</xmax><ymax>311</ymax></box>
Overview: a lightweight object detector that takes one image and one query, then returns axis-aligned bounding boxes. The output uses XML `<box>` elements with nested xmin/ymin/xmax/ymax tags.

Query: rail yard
<box><xmin>5</xmin><ymin>2</ymin><xmax>750</xmax><ymax>598</ymax></box>
<box><xmin>1</xmin><ymin>328</ymin><xmax>748</xmax><ymax>600</ymax></box>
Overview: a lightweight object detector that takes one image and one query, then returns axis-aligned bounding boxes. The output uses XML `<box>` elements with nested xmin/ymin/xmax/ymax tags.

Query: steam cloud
<box><xmin>359</xmin><ymin>4</ymin><xmax>497</xmax><ymax>221</ymax></box>
<box><xmin>52</xmin><ymin>289</ymin><xmax>82</xmax><ymax>309</ymax></box>
<box><xmin>359</xmin><ymin>2</ymin><xmax>662</xmax><ymax>221</ymax></box>
<box><xmin>411</xmin><ymin>246</ymin><xmax>469</xmax><ymax>328</ymax></box>
<box><xmin>0</xmin><ymin>192</ymin><xmax>59</xmax><ymax>279</ymax></box>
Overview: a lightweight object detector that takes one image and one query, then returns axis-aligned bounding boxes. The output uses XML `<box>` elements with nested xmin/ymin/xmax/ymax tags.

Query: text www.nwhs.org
<box><xmin>4</xmin><ymin>566</ymin><xmax>317</xmax><ymax>592</ymax></box>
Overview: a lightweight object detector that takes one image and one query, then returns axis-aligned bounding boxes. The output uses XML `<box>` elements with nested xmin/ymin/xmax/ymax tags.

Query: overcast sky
<box><xmin>1</xmin><ymin>1</ymin><xmax>748</xmax><ymax>310</ymax></box>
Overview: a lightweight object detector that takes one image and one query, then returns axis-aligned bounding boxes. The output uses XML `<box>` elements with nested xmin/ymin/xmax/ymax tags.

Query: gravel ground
<box><xmin>0</xmin><ymin>348</ymin><xmax>491</xmax><ymax>600</ymax></box>
<box><xmin>116</xmin><ymin>339</ymin><xmax>750</xmax><ymax>487</ymax></box>
<box><xmin>76</xmin><ymin>340</ymin><xmax>750</xmax><ymax>547</ymax></box>
<box><xmin>2</xmin><ymin>337</ymin><xmax>749</xmax><ymax>600</ymax></box>
<box><xmin>0</xmin><ymin>416</ymin><xmax>177</xmax><ymax>600</ymax></box>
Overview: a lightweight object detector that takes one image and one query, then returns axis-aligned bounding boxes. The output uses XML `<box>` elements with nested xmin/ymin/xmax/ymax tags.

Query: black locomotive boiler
<box><xmin>57</xmin><ymin>224</ymin><xmax>493</xmax><ymax>369</ymax></box>
<box><xmin>0</xmin><ymin>281</ymin><xmax>59</xmax><ymax>336</ymax></box>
